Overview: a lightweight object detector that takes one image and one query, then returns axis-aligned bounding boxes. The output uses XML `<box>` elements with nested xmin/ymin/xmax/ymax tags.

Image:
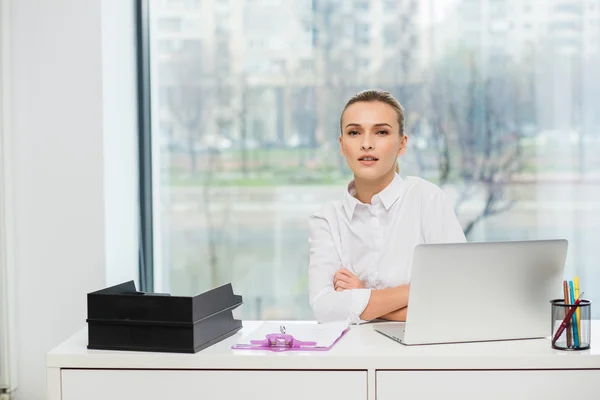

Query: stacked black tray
<box><xmin>86</xmin><ymin>281</ymin><xmax>243</xmax><ymax>353</ymax></box>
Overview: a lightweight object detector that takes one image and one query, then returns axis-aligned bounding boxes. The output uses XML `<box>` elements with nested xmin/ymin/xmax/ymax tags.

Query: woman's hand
<box><xmin>333</xmin><ymin>268</ymin><xmax>365</xmax><ymax>291</ymax></box>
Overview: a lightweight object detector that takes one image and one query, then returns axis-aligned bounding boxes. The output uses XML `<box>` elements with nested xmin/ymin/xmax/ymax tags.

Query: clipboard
<box><xmin>231</xmin><ymin>321</ymin><xmax>349</xmax><ymax>352</ymax></box>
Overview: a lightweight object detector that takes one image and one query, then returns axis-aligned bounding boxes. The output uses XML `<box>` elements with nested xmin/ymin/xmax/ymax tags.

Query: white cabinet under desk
<box><xmin>377</xmin><ymin>370</ymin><xmax>600</xmax><ymax>400</ymax></box>
<box><xmin>60</xmin><ymin>370</ymin><xmax>367</xmax><ymax>400</ymax></box>
<box><xmin>47</xmin><ymin>321</ymin><xmax>600</xmax><ymax>400</ymax></box>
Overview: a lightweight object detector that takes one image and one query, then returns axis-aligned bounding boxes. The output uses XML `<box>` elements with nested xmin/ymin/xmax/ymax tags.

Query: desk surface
<box><xmin>47</xmin><ymin>321</ymin><xmax>600</xmax><ymax>370</ymax></box>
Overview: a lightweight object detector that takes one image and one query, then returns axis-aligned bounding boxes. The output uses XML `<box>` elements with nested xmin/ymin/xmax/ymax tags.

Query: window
<box><xmin>354</xmin><ymin>1</ymin><xmax>369</xmax><ymax>12</ymax></box>
<box><xmin>550</xmin><ymin>21</ymin><xmax>582</xmax><ymax>31</ymax></box>
<box><xmin>181</xmin><ymin>17</ymin><xmax>202</xmax><ymax>33</ymax></box>
<box><xmin>383</xmin><ymin>26</ymin><xmax>401</xmax><ymax>47</ymax></box>
<box><xmin>383</xmin><ymin>0</ymin><xmax>397</xmax><ymax>11</ymax></box>
<box><xmin>158</xmin><ymin>39</ymin><xmax>179</xmax><ymax>54</ymax></box>
<box><xmin>157</xmin><ymin>17</ymin><xmax>182</xmax><ymax>33</ymax></box>
<box><xmin>216</xmin><ymin>18</ymin><xmax>229</xmax><ymax>34</ymax></box>
<box><xmin>140</xmin><ymin>0</ymin><xmax>600</xmax><ymax>319</ymax></box>
<box><xmin>166</xmin><ymin>0</ymin><xmax>201</xmax><ymax>8</ymax></box>
<box><xmin>299</xmin><ymin>58</ymin><xmax>313</xmax><ymax>72</ymax></box>
<box><xmin>554</xmin><ymin>3</ymin><xmax>583</xmax><ymax>14</ymax></box>
<box><xmin>355</xmin><ymin>23</ymin><xmax>370</xmax><ymax>45</ymax></box>
<box><xmin>358</xmin><ymin>58</ymin><xmax>371</xmax><ymax>69</ymax></box>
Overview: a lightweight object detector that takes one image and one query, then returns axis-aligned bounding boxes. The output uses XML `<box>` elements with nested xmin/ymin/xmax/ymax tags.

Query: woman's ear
<box><xmin>339</xmin><ymin>135</ymin><xmax>346</xmax><ymax>156</ymax></box>
<box><xmin>397</xmin><ymin>135</ymin><xmax>408</xmax><ymax>156</ymax></box>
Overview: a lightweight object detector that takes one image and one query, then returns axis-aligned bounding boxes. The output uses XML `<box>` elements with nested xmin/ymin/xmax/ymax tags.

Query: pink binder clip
<box><xmin>232</xmin><ymin>333</ymin><xmax>317</xmax><ymax>352</ymax></box>
<box><xmin>256</xmin><ymin>333</ymin><xmax>317</xmax><ymax>349</ymax></box>
<box><xmin>231</xmin><ymin>327</ymin><xmax>349</xmax><ymax>352</ymax></box>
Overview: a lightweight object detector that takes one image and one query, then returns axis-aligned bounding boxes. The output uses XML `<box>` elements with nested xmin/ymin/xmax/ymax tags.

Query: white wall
<box><xmin>6</xmin><ymin>0</ymin><xmax>139</xmax><ymax>399</ymax></box>
<box><xmin>0</xmin><ymin>0</ymin><xmax>18</xmax><ymax>392</ymax></box>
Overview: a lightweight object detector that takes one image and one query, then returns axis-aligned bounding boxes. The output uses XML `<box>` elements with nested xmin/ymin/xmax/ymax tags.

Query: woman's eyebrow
<box><xmin>344</xmin><ymin>122</ymin><xmax>393</xmax><ymax>129</ymax></box>
<box><xmin>344</xmin><ymin>123</ymin><xmax>361</xmax><ymax>129</ymax></box>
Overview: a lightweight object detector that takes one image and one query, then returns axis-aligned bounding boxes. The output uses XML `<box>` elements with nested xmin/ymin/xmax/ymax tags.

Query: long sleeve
<box><xmin>421</xmin><ymin>188</ymin><xmax>467</xmax><ymax>244</ymax></box>
<box><xmin>308</xmin><ymin>209</ymin><xmax>371</xmax><ymax>324</ymax></box>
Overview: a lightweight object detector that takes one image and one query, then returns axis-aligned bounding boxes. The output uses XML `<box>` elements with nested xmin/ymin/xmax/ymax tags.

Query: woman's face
<box><xmin>339</xmin><ymin>101</ymin><xmax>407</xmax><ymax>181</ymax></box>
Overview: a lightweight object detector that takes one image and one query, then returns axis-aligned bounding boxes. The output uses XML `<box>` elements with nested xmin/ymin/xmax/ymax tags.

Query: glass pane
<box><xmin>149</xmin><ymin>0</ymin><xmax>600</xmax><ymax>319</ymax></box>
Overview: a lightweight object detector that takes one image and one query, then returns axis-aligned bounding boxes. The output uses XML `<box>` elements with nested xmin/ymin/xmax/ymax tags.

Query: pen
<box><xmin>552</xmin><ymin>292</ymin><xmax>584</xmax><ymax>345</ymax></box>
<box><xmin>569</xmin><ymin>280</ymin><xmax>580</xmax><ymax>347</ymax></box>
<box><xmin>574</xmin><ymin>276</ymin><xmax>581</xmax><ymax>339</ymax></box>
<box><xmin>562</xmin><ymin>281</ymin><xmax>572</xmax><ymax>348</ymax></box>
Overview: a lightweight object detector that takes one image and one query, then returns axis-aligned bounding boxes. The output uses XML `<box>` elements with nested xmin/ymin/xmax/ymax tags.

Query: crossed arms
<box><xmin>333</xmin><ymin>268</ymin><xmax>409</xmax><ymax>321</ymax></box>
<box><xmin>308</xmin><ymin>211</ymin><xmax>411</xmax><ymax>324</ymax></box>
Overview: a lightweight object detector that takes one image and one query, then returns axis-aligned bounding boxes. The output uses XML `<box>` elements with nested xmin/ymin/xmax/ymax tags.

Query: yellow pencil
<box><xmin>574</xmin><ymin>276</ymin><xmax>581</xmax><ymax>335</ymax></box>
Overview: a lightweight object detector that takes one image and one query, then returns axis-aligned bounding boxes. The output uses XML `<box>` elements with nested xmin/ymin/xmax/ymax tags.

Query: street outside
<box><xmin>157</xmin><ymin>180</ymin><xmax>600</xmax><ymax>321</ymax></box>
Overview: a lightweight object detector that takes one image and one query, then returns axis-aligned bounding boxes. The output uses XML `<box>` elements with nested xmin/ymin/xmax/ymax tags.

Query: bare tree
<box><xmin>165</xmin><ymin>47</ymin><xmax>214</xmax><ymax>176</ymax></box>
<box><xmin>163</xmin><ymin>44</ymin><xmax>232</xmax><ymax>288</ymax></box>
<box><xmin>424</xmin><ymin>49</ymin><xmax>525</xmax><ymax>237</ymax></box>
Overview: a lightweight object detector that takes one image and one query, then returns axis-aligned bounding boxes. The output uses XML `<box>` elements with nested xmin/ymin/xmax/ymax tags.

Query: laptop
<box><xmin>374</xmin><ymin>239</ymin><xmax>568</xmax><ymax>345</ymax></box>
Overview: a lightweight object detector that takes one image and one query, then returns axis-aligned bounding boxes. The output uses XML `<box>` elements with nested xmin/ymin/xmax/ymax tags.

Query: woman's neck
<box><xmin>354</xmin><ymin>170</ymin><xmax>396</xmax><ymax>204</ymax></box>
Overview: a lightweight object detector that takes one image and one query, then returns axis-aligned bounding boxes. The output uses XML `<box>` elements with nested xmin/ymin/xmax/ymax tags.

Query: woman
<box><xmin>308</xmin><ymin>89</ymin><xmax>466</xmax><ymax>324</ymax></box>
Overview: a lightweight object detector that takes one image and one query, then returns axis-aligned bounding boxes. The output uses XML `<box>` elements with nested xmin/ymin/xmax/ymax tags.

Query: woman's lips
<box><xmin>360</xmin><ymin>160</ymin><xmax>377</xmax><ymax>166</ymax></box>
<box><xmin>358</xmin><ymin>156</ymin><xmax>378</xmax><ymax>166</ymax></box>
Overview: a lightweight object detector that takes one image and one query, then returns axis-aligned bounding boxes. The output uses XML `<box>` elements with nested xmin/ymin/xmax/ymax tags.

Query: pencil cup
<box><xmin>550</xmin><ymin>299</ymin><xmax>591</xmax><ymax>351</ymax></box>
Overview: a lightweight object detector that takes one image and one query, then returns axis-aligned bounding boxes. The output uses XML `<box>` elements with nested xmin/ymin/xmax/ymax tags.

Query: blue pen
<box><xmin>569</xmin><ymin>280</ymin><xmax>580</xmax><ymax>347</ymax></box>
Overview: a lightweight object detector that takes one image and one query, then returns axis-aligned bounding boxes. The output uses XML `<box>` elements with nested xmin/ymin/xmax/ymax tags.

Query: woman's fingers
<box><xmin>334</xmin><ymin>268</ymin><xmax>364</xmax><ymax>291</ymax></box>
<box><xmin>337</xmin><ymin>268</ymin><xmax>355</xmax><ymax>278</ymax></box>
<box><xmin>334</xmin><ymin>273</ymin><xmax>351</xmax><ymax>284</ymax></box>
<box><xmin>336</xmin><ymin>269</ymin><xmax>358</xmax><ymax>283</ymax></box>
<box><xmin>335</xmin><ymin>277</ymin><xmax>362</xmax><ymax>291</ymax></box>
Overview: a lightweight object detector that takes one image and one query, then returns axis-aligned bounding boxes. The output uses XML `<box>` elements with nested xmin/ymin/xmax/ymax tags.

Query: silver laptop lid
<box><xmin>402</xmin><ymin>239</ymin><xmax>567</xmax><ymax>345</ymax></box>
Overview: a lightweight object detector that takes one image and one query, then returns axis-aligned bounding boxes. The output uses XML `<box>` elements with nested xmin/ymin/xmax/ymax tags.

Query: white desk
<box><xmin>47</xmin><ymin>321</ymin><xmax>600</xmax><ymax>400</ymax></box>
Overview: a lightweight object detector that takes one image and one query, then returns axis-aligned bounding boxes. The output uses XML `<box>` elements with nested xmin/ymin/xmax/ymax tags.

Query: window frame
<box><xmin>136</xmin><ymin>0</ymin><xmax>154</xmax><ymax>292</ymax></box>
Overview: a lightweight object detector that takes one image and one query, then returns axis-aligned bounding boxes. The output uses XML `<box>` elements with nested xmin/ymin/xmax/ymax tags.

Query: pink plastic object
<box><xmin>231</xmin><ymin>329</ymin><xmax>349</xmax><ymax>352</ymax></box>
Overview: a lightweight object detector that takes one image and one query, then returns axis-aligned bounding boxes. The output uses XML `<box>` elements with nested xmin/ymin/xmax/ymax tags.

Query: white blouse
<box><xmin>308</xmin><ymin>174</ymin><xmax>467</xmax><ymax>324</ymax></box>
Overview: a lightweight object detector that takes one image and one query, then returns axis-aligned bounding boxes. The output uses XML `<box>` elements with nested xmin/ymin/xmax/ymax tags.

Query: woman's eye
<box><xmin>347</xmin><ymin>130</ymin><xmax>359</xmax><ymax>136</ymax></box>
<box><xmin>377</xmin><ymin>130</ymin><xmax>388</xmax><ymax>135</ymax></box>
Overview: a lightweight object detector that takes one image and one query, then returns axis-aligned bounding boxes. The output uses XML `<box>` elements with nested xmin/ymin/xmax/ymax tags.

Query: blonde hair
<box><xmin>340</xmin><ymin>89</ymin><xmax>405</xmax><ymax>174</ymax></box>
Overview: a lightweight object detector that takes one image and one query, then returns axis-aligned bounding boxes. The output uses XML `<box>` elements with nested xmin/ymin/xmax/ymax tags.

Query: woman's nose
<box><xmin>361</xmin><ymin>141</ymin><xmax>374</xmax><ymax>150</ymax></box>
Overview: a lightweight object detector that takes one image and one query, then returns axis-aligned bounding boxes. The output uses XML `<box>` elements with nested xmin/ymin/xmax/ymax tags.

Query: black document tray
<box><xmin>86</xmin><ymin>281</ymin><xmax>243</xmax><ymax>353</ymax></box>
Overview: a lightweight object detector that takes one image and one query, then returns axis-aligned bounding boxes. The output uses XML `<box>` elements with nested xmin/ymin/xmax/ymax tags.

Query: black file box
<box><xmin>86</xmin><ymin>281</ymin><xmax>243</xmax><ymax>353</ymax></box>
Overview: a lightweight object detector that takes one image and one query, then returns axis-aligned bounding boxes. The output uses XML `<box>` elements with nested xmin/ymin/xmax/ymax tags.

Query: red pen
<box><xmin>552</xmin><ymin>292</ymin><xmax>584</xmax><ymax>345</ymax></box>
<box><xmin>562</xmin><ymin>281</ymin><xmax>572</xmax><ymax>347</ymax></box>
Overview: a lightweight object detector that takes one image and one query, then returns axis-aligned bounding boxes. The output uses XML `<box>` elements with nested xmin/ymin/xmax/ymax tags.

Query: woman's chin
<box><xmin>352</xmin><ymin>168</ymin><xmax>389</xmax><ymax>181</ymax></box>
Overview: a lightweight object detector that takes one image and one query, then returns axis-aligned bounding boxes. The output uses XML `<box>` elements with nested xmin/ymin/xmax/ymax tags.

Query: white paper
<box><xmin>236</xmin><ymin>320</ymin><xmax>349</xmax><ymax>348</ymax></box>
